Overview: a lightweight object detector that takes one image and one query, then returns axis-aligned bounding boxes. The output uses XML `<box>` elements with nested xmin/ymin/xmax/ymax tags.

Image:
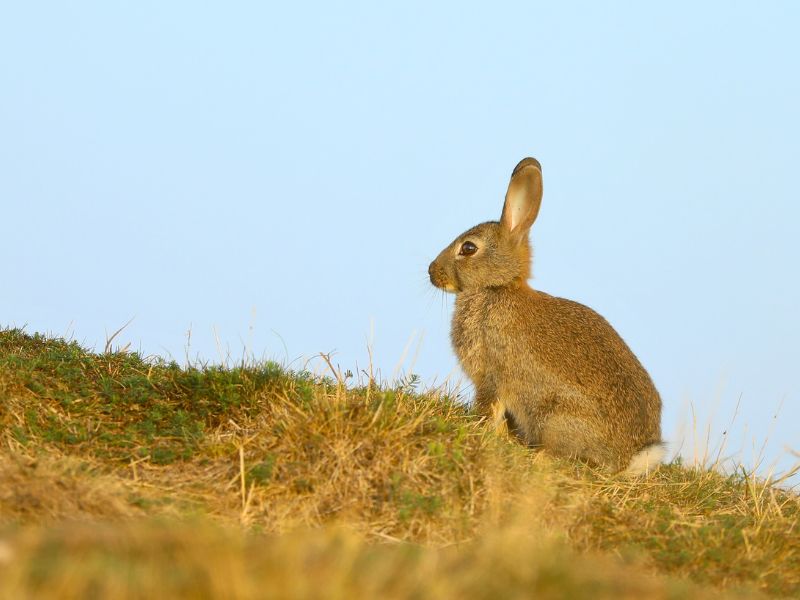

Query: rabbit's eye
<box><xmin>459</xmin><ymin>241</ymin><xmax>478</xmax><ymax>256</ymax></box>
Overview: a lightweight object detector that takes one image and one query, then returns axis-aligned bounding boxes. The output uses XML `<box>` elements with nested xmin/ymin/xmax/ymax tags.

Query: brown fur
<box><xmin>428</xmin><ymin>158</ymin><xmax>662</xmax><ymax>472</ymax></box>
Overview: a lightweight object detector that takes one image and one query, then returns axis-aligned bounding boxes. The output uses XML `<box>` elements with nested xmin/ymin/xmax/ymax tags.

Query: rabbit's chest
<box><xmin>451</xmin><ymin>293</ymin><xmax>513</xmax><ymax>380</ymax></box>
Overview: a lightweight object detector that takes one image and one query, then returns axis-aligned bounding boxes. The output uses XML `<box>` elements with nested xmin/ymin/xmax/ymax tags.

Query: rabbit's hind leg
<box><xmin>540</xmin><ymin>413</ymin><xmax>618</xmax><ymax>471</ymax></box>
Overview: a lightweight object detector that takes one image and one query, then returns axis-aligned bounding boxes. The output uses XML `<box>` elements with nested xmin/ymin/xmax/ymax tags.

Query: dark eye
<box><xmin>459</xmin><ymin>241</ymin><xmax>478</xmax><ymax>256</ymax></box>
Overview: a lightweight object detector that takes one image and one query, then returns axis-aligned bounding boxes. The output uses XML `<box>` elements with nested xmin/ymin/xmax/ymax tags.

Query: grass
<box><xmin>0</xmin><ymin>326</ymin><xmax>798</xmax><ymax>598</ymax></box>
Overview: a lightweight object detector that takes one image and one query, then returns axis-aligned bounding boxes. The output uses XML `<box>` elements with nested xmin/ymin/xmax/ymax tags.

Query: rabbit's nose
<box><xmin>428</xmin><ymin>262</ymin><xmax>440</xmax><ymax>284</ymax></box>
<box><xmin>428</xmin><ymin>262</ymin><xmax>444</xmax><ymax>287</ymax></box>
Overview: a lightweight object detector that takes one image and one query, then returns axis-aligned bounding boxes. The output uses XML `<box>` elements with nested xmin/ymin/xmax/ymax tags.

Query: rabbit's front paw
<box><xmin>491</xmin><ymin>401</ymin><xmax>509</xmax><ymax>437</ymax></box>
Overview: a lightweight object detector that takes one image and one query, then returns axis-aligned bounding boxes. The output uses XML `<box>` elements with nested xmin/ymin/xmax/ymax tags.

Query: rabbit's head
<box><xmin>428</xmin><ymin>158</ymin><xmax>543</xmax><ymax>293</ymax></box>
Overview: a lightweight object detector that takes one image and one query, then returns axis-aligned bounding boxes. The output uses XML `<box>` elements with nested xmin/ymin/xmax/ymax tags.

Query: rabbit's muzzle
<box><xmin>428</xmin><ymin>261</ymin><xmax>458</xmax><ymax>293</ymax></box>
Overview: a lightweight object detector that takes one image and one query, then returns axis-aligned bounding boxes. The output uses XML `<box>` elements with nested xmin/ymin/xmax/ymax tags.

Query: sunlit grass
<box><xmin>0</xmin><ymin>327</ymin><xmax>797</xmax><ymax>598</ymax></box>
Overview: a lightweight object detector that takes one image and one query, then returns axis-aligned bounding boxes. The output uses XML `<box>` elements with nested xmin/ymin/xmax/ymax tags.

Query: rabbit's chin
<box><xmin>429</xmin><ymin>273</ymin><xmax>460</xmax><ymax>293</ymax></box>
<box><xmin>431</xmin><ymin>284</ymin><xmax>459</xmax><ymax>294</ymax></box>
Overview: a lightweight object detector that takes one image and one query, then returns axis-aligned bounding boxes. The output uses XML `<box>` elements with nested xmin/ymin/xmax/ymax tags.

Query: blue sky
<box><xmin>2</xmin><ymin>2</ymin><xmax>798</xmax><ymax>480</ymax></box>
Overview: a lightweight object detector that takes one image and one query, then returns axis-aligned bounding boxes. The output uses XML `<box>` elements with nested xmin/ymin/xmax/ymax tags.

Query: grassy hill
<box><xmin>0</xmin><ymin>327</ymin><xmax>797</xmax><ymax>598</ymax></box>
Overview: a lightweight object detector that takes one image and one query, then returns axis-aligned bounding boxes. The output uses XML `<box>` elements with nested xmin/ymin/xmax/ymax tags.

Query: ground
<box><xmin>0</xmin><ymin>328</ymin><xmax>797</xmax><ymax>599</ymax></box>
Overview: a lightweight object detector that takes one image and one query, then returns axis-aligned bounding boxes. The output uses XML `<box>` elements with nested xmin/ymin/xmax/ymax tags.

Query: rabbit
<box><xmin>428</xmin><ymin>157</ymin><xmax>664</xmax><ymax>475</ymax></box>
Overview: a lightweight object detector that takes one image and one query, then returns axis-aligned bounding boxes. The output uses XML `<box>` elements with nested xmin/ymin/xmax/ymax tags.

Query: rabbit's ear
<box><xmin>501</xmin><ymin>158</ymin><xmax>543</xmax><ymax>242</ymax></box>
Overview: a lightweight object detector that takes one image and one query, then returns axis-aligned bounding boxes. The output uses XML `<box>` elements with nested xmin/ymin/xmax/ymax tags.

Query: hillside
<box><xmin>0</xmin><ymin>327</ymin><xmax>797</xmax><ymax>599</ymax></box>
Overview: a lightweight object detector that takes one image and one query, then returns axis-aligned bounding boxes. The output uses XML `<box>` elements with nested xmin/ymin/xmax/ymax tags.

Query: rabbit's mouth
<box><xmin>428</xmin><ymin>263</ymin><xmax>459</xmax><ymax>293</ymax></box>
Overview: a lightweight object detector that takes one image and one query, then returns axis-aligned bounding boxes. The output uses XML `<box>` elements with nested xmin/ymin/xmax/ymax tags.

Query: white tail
<box><xmin>624</xmin><ymin>442</ymin><xmax>666</xmax><ymax>476</ymax></box>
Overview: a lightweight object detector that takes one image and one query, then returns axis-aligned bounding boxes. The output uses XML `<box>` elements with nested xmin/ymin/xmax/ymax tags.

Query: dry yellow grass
<box><xmin>0</xmin><ymin>519</ymin><xmax>766</xmax><ymax>600</ymax></box>
<box><xmin>0</xmin><ymin>328</ymin><xmax>797</xmax><ymax>598</ymax></box>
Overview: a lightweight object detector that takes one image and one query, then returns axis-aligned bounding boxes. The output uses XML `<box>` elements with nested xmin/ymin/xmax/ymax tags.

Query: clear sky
<box><xmin>2</xmin><ymin>2</ymin><xmax>798</xmax><ymax>481</ymax></box>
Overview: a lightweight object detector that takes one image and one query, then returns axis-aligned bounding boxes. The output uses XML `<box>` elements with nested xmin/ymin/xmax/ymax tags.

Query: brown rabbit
<box><xmin>428</xmin><ymin>158</ymin><xmax>663</xmax><ymax>474</ymax></box>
